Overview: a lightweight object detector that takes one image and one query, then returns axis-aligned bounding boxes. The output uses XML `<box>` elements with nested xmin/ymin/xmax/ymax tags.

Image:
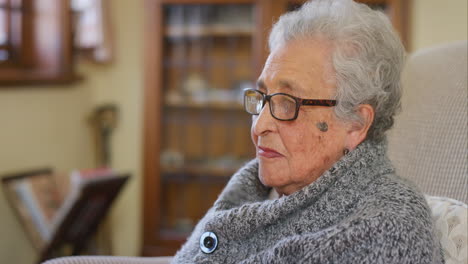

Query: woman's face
<box><xmin>251</xmin><ymin>38</ymin><xmax>350</xmax><ymax>196</ymax></box>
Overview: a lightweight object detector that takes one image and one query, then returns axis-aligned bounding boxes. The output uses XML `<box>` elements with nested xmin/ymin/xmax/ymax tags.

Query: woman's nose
<box><xmin>252</xmin><ymin>102</ymin><xmax>276</xmax><ymax>136</ymax></box>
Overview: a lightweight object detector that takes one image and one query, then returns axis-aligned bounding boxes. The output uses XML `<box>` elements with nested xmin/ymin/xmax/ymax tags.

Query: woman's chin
<box><xmin>258</xmin><ymin>169</ymin><xmax>284</xmax><ymax>189</ymax></box>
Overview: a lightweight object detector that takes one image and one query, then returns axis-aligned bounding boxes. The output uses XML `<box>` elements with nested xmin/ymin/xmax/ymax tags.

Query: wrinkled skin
<box><xmin>251</xmin><ymin>37</ymin><xmax>370</xmax><ymax>196</ymax></box>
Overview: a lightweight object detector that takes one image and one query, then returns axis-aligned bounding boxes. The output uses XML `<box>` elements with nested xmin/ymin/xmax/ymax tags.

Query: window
<box><xmin>0</xmin><ymin>0</ymin><xmax>76</xmax><ymax>85</ymax></box>
<box><xmin>0</xmin><ymin>0</ymin><xmax>33</xmax><ymax>67</ymax></box>
<box><xmin>0</xmin><ymin>0</ymin><xmax>10</xmax><ymax>61</ymax></box>
<box><xmin>72</xmin><ymin>0</ymin><xmax>113</xmax><ymax>63</ymax></box>
<box><xmin>0</xmin><ymin>0</ymin><xmax>17</xmax><ymax>64</ymax></box>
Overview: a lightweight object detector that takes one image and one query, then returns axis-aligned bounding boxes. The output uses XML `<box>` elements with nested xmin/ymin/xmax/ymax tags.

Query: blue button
<box><xmin>200</xmin><ymin>232</ymin><xmax>218</xmax><ymax>254</ymax></box>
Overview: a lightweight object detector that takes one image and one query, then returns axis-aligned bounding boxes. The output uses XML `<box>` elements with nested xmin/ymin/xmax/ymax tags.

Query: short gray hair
<box><xmin>269</xmin><ymin>0</ymin><xmax>405</xmax><ymax>141</ymax></box>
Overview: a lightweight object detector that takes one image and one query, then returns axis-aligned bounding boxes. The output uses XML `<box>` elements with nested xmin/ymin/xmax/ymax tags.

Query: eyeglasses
<box><xmin>243</xmin><ymin>89</ymin><xmax>337</xmax><ymax>121</ymax></box>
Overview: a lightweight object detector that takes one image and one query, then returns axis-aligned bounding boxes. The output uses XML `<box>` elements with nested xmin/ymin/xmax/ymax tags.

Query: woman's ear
<box><xmin>345</xmin><ymin>104</ymin><xmax>374</xmax><ymax>150</ymax></box>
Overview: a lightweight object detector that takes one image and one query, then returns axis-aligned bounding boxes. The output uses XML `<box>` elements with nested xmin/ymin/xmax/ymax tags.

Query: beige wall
<box><xmin>411</xmin><ymin>0</ymin><xmax>468</xmax><ymax>51</ymax></box>
<box><xmin>0</xmin><ymin>0</ymin><xmax>144</xmax><ymax>263</ymax></box>
<box><xmin>0</xmin><ymin>86</ymin><xmax>94</xmax><ymax>263</ymax></box>
<box><xmin>79</xmin><ymin>0</ymin><xmax>145</xmax><ymax>257</ymax></box>
<box><xmin>0</xmin><ymin>0</ymin><xmax>466</xmax><ymax>263</ymax></box>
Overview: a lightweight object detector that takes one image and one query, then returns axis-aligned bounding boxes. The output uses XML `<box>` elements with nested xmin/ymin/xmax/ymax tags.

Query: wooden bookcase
<box><xmin>142</xmin><ymin>0</ymin><xmax>409</xmax><ymax>256</ymax></box>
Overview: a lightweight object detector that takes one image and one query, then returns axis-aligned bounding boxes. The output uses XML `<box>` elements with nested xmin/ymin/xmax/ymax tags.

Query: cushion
<box><xmin>426</xmin><ymin>195</ymin><xmax>468</xmax><ymax>264</ymax></box>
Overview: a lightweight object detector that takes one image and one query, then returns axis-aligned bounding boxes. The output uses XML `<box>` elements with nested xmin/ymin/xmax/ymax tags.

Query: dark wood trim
<box><xmin>1</xmin><ymin>168</ymin><xmax>53</xmax><ymax>182</ymax></box>
<box><xmin>57</xmin><ymin>0</ymin><xmax>74</xmax><ymax>76</ymax></box>
<box><xmin>141</xmin><ymin>0</ymin><xmax>270</xmax><ymax>255</ymax></box>
<box><xmin>253</xmin><ymin>0</ymin><xmax>284</xmax><ymax>78</ymax></box>
<box><xmin>142</xmin><ymin>243</ymin><xmax>186</xmax><ymax>257</ymax></box>
<box><xmin>142</xmin><ymin>0</ymin><xmax>164</xmax><ymax>255</ymax></box>
<box><xmin>6</xmin><ymin>0</ymin><xmax>32</xmax><ymax>66</ymax></box>
<box><xmin>19</xmin><ymin>0</ymin><xmax>34</xmax><ymax>67</ymax></box>
<box><xmin>0</xmin><ymin>73</ymin><xmax>82</xmax><ymax>87</ymax></box>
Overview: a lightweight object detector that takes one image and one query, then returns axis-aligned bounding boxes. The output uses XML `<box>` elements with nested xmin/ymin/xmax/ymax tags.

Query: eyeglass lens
<box><xmin>244</xmin><ymin>90</ymin><xmax>264</xmax><ymax>114</ymax></box>
<box><xmin>244</xmin><ymin>90</ymin><xmax>297</xmax><ymax>120</ymax></box>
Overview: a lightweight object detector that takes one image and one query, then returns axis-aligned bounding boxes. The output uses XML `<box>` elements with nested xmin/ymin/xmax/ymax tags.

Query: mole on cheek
<box><xmin>316</xmin><ymin>122</ymin><xmax>328</xmax><ymax>132</ymax></box>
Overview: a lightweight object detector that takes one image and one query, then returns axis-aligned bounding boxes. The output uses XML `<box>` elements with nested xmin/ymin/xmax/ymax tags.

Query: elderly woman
<box><xmin>173</xmin><ymin>0</ymin><xmax>442</xmax><ymax>263</ymax></box>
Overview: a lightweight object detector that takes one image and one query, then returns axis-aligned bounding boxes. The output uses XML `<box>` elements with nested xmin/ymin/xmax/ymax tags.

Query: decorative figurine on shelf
<box><xmin>160</xmin><ymin>150</ymin><xmax>185</xmax><ymax>169</ymax></box>
<box><xmin>87</xmin><ymin>103</ymin><xmax>119</xmax><ymax>255</ymax></box>
<box><xmin>165</xmin><ymin>89</ymin><xmax>184</xmax><ymax>105</ymax></box>
<box><xmin>182</xmin><ymin>72</ymin><xmax>210</xmax><ymax>103</ymax></box>
<box><xmin>89</xmin><ymin>104</ymin><xmax>119</xmax><ymax>166</ymax></box>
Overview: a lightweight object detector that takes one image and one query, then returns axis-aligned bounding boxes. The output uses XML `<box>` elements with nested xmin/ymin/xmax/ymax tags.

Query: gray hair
<box><xmin>269</xmin><ymin>0</ymin><xmax>405</xmax><ymax>141</ymax></box>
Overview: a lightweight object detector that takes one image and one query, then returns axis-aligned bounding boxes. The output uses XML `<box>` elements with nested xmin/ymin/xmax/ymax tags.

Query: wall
<box><xmin>410</xmin><ymin>0</ymin><xmax>468</xmax><ymax>51</ymax></box>
<box><xmin>0</xmin><ymin>0</ymin><xmax>144</xmax><ymax>262</ymax></box>
<box><xmin>79</xmin><ymin>0</ymin><xmax>144</xmax><ymax>256</ymax></box>
<box><xmin>0</xmin><ymin>86</ymin><xmax>94</xmax><ymax>263</ymax></box>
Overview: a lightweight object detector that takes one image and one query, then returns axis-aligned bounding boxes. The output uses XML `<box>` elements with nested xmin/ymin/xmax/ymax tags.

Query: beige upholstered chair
<box><xmin>388</xmin><ymin>40</ymin><xmax>467</xmax><ymax>264</ymax></box>
<box><xmin>43</xmin><ymin>256</ymin><xmax>173</xmax><ymax>264</ymax></box>
<box><xmin>43</xmin><ymin>41</ymin><xmax>467</xmax><ymax>264</ymax></box>
<box><xmin>388</xmin><ymin>40</ymin><xmax>467</xmax><ymax>204</ymax></box>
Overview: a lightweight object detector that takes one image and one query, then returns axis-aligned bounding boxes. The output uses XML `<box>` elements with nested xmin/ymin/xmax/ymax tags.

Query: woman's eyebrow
<box><xmin>256</xmin><ymin>79</ymin><xmax>298</xmax><ymax>92</ymax></box>
<box><xmin>278</xmin><ymin>80</ymin><xmax>297</xmax><ymax>92</ymax></box>
<box><xmin>278</xmin><ymin>80</ymin><xmax>295</xmax><ymax>90</ymax></box>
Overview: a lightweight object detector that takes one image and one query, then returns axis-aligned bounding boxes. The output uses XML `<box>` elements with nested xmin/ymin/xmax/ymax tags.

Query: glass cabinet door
<box><xmin>158</xmin><ymin>3</ymin><xmax>256</xmax><ymax>242</ymax></box>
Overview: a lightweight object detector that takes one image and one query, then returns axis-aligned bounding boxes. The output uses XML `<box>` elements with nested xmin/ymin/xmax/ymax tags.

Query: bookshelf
<box><xmin>142</xmin><ymin>0</ymin><xmax>409</xmax><ymax>256</ymax></box>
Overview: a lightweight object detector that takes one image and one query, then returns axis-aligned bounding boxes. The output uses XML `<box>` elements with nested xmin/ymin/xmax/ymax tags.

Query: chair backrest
<box><xmin>388</xmin><ymin>41</ymin><xmax>468</xmax><ymax>204</ymax></box>
<box><xmin>42</xmin><ymin>256</ymin><xmax>173</xmax><ymax>264</ymax></box>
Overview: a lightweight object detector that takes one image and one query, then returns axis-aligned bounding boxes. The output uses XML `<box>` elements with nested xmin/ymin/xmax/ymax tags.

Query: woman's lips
<box><xmin>258</xmin><ymin>146</ymin><xmax>283</xmax><ymax>158</ymax></box>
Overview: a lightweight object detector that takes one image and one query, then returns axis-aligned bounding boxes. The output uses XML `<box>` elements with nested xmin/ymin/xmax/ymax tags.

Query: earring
<box><xmin>343</xmin><ymin>148</ymin><xmax>350</xmax><ymax>155</ymax></box>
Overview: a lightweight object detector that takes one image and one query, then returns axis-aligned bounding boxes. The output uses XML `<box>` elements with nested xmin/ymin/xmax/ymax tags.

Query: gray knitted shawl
<box><xmin>172</xmin><ymin>140</ymin><xmax>443</xmax><ymax>263</ymax></box>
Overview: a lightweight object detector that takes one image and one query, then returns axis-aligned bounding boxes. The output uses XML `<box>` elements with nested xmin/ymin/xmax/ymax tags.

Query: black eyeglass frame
<box><xmin>243</xmin><ymin>88</ymin><xmax>337</xmax><ymax>121</ymax></box>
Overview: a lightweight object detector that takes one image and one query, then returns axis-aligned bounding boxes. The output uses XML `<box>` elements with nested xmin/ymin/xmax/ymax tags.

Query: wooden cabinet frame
<box><xmin>142</xmin><ymin>0</ymin><xmax>281</xmax><ymax>256</ymax></box>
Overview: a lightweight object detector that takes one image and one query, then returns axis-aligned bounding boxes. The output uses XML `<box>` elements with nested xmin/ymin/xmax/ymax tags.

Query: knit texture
<box><xmin>172</xmin><ymin>140</ymin><xmax>444</xmax><ymax>263</ymax></box>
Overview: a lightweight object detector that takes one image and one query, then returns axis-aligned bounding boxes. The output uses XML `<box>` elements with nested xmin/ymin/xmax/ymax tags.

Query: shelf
<box><xmin>159</xmin><ymin>229</ymin><xmax>191</xmax><ymax>243</ymax></box>
<box><xmin>161</xmin><ymin>165</ymin><xmax>237</xmax><ymax>182</ymax></box>
<box><xmin>164</xmin><ymin>100</ymin><xmax>244</xmax><ymax>111</ymax></box>
<box><xmin>163</xmin><ymin>58</ymin><xmax>252</xmax><ymax>69</ymax></box>
<box><xmin>165</xmin><ymin>25</ymin><xmax>253</xmax><ymax>38</ymax></box>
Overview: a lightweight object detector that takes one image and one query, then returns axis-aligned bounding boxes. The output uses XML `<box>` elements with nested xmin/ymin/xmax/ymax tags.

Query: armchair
<box><xmin>388</xmin><ymin>40</ymin><xmax>467</xmax><ymax>264</ymax></box>
<box><xmin>44</xmin><ymin>41</ymin><xmax>467</xmax><ymax>264</ymax></box>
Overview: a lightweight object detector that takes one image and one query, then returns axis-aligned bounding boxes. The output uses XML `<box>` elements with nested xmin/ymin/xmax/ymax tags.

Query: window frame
<box><xmin>0</xmin><ymin>0</ymin><xmax>79</xmax><ymax>86</ymax></box>
<box><xmin>0</xmin><ymin>0</ymin><xmax>14</xmax><ymax>65</ymax></box>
